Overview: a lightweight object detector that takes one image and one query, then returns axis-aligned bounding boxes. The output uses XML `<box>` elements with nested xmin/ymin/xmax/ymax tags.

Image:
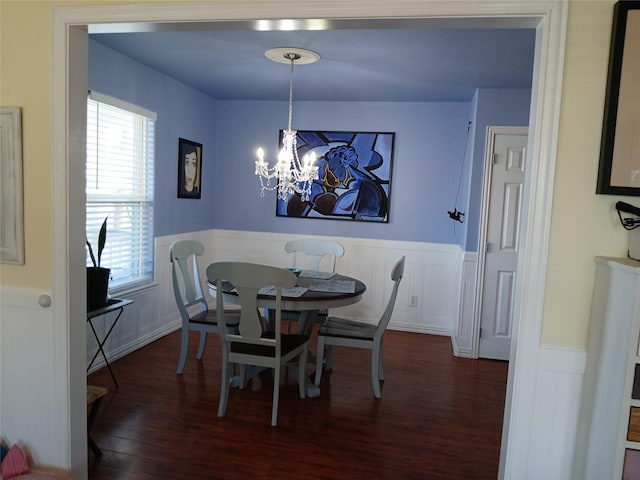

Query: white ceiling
<box><xmin>90</xmin><ymin>20</ymin><xmax>536</xmax><ymax>102</ymax></box>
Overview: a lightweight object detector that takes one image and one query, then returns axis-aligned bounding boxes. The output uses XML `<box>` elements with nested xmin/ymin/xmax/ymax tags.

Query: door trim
<box><xmin>52</xmin><ymin>2</ymin><xmax>567</xmax><ymax>477</ymax></box>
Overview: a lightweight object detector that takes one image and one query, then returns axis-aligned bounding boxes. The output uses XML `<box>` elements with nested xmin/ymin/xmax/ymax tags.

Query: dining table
<box><xmin>207</xmin><ymin>269</ymin><xmax>366</xmax><ymax>396</ymax></box>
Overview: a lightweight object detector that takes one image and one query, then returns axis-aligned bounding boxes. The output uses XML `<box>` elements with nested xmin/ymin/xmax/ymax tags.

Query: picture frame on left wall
<box><xmin>0</xmin><ymin>106</ymin><xmax>24</xmax><ymax>264</ymax></box>
<box><xmin>177</xmin><ymin>138</ymin><xmax>203</xmax><ymax>199</ymax></box>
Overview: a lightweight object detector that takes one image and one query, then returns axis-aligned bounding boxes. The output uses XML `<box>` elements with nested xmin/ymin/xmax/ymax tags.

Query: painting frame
<box><xmin>177</xmin><ymin>138</ymin><xmax>203</xmax><ymax>199</ymax></box>
<box><xmin>0</xmin><ymin>106</ymin><xmax>25</xmax><ymax>264</ymax></box>
<box><xmin>275</xmin><ymin>130</ymin><xmax>395</xmax><ymax>222</ymax></box>
<box><xmin>596</xmin><ymin>0</ymin><xmax>640</xmax><ymax>195</ymax></box>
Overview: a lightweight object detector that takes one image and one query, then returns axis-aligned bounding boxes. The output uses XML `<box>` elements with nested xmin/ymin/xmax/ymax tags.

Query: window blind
<box><xmin>86</xmin><ymin>93</ymin><xmax>156</xmax><ymax>291</ymax></box>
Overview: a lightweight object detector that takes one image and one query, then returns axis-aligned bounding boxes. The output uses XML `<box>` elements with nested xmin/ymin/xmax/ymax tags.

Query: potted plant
<box><xmin>86</xmin><ymin>216</ymin><xmax>111</xmax><ymax>310</ymax></box>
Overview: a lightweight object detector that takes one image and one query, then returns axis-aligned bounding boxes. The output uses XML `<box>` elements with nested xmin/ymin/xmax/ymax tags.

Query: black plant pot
<box><xmin>87</xmin><ymin>267</ymin><xmax>111</xmax><ymax>311</ymax></box>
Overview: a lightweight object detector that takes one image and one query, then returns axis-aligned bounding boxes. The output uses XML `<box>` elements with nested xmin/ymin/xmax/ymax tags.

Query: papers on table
<box><xmin>258</xmin><ymin>285</ymin><xmax>308</xmax><ymax>298</ymax></box>
<box><xmin>309</xmin><ymin>279</ymin><xmax>356</xmax><ymax>294</ymax></box>
<box><xmin>298</xmin><ymin>270</ymin><xmax>337</xmax><ymax>280</ymax></box>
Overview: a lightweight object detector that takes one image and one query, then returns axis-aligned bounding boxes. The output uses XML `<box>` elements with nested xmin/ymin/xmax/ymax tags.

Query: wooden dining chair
<box><xmin>169</xmin><ymin>240</ymin><xmax>239</xmax><ymax>374</ymax></box>
<box><xmin>314</xmin><ymin>255</ymin><xmax>405</xmax><ymax>398</ymax></box>
<box><xmin>284</xmin><ymin>238</ymin><xmax>345</xmax><ymax>272</ymax></box>
<box><xmin>279</xmin><ymin>238</ymin><xmax>345</xmax><ymax>332</ymax></box>
<box><xmin>207</xmin><ymin>261</ymin><xmax>310</xmax><ymax>426</ymax></box>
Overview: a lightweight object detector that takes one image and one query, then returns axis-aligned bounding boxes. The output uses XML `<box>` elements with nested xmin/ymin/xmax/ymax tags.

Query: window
<box><xmin>86</xmin><ymin>92</ymin><xmax>156</xmax><ymax>292</ymax></box>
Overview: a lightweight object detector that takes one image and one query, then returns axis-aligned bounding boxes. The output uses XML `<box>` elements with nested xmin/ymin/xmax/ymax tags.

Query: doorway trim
<box><xmin>52</xmin><ymin>1</ymin><xmax>567</xmax><ymax>477</ymax></box>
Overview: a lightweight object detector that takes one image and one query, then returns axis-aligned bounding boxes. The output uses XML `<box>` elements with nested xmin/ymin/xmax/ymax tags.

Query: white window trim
<box><xmin>89</xmin><ymin>91</ymin><xmax>157</xmax><ymax>120</ymax></box>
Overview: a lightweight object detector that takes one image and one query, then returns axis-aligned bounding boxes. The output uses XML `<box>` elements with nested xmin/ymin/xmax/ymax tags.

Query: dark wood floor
<box><xmin>87</xmin><ymin>329</ymin><xmax>508</xmax><ymax>480</ymax></box>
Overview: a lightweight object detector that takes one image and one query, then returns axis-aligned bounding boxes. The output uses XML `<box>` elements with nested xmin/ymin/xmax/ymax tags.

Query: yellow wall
<box><xmin>542</xmin><ymin>0</ymin><xmax>635</xmax><ymax>348</ymax></box>
<box><xmin>0</xmin><ymin>0</ymin><xmax>633</xmax><ymax>348</ymax></box>
<box><xmin>0</xmin><ymin>1</ymin><xmax>56</xmax><ymax>289</ymax></box>
<box><xmin>0</xmin><ymin>0</ymin><xmax>207</xmax><ymax>288</ymax></box>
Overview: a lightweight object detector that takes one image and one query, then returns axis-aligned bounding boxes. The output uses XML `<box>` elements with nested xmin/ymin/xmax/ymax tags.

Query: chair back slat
<box><xmin>207</xmin><ymin>262</ymin><xmax>297</xmax><ymax>345</ymax></box>
<box><xmin>235</xmin><ymin>285</ymin><xmax>267</xmax><ymax>340</ymax></box>
<box><xmin>170</xmin><ymin>240</ymin><xmax>207</xmax><ymax>317</ymax></box>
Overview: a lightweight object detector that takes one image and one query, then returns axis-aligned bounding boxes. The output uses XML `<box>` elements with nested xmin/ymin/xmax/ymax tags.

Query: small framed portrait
<box><xmin>177</xmin><ymin>138</ymin><xmax>202</xmax><ymax>199</ymax></box>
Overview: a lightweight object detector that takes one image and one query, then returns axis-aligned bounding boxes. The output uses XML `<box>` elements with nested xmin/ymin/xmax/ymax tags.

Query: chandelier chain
<box><xmin>286</xmin><ymin>53</ymin><xmax>297</xmax><ymax>131</ymax></box>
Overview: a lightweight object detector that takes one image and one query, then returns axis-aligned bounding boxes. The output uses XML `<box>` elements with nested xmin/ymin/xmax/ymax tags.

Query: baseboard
<box><xmin>452</xmin><ymin>335</ymin><xmax>474</xmax><ymax>357</ymax></box>
<box><xmin>389</xmin><ymin>323</ymin><xmax>453</xmax><ymax>336</ymax></box>
<box><xmin>88</xmin><ymin>319</ymin><xmax>181</xmax><ymax>374</ymax></box>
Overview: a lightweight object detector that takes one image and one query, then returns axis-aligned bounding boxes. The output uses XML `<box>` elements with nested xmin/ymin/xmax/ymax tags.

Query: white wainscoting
<box><xmin>207</xmin><ymin>229</ymin><xmax>462</xmax><ymax>335</ymax></box>
<box><xmin>86</xmin><ymin>283</ymin><xmax>177</xmax><ymax>373</ymax></box>
<box><xmin>88</xmin><ymin>229</ymin><xmax>464</xmax><ymax>373</ymax></box>
<box><xmin>526</xmin><ymin>346</ymin><xmax>586</xmax><ymax>479</ymax></box>
<box><xmin>0</xmin><ymin>287</ymin><xmax>59</xmax><ymax>467</ymax></box>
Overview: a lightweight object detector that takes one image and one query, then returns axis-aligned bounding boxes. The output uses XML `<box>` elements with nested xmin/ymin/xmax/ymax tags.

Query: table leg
<box><xmin>296</xmin><ymin>310</ymin><xmax>319</xmax><ymax>336</ymax></box>
<box><xmin>295</xmin><ymin>310</ymin><xmax>321</xmax><ymax>398</ymax></box>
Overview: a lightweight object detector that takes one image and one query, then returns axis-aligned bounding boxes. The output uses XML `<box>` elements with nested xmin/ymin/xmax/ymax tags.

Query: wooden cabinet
<box><xmin>574</xmin><ymin>257</ymin><xmax>640</xmax><ymax>479</ymax></box>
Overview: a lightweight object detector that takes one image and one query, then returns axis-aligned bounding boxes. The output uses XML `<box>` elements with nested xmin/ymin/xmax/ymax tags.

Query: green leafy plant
<box><xmin>86</xmin><ymin>216</ymin><xmax>108</xmax><ymax>268</ymax></box>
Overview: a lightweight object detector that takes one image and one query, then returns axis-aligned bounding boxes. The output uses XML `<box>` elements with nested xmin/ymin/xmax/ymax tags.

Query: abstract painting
<box><xmin>276</xmin><ymin>130</ymin><xmax>395</xmax><ymax>222</ymax></box>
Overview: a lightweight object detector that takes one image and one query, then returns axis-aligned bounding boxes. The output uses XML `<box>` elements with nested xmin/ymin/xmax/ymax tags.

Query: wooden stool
<box><xmin>87</xmin><ymin>385</ymin><xmax>108</xmax><ymax>456</ymax></box>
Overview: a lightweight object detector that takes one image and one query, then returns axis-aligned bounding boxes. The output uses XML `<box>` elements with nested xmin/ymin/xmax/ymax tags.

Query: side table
<box><xmin>87</xmin><ymin>298</ymin><xmax>133</xmax><ymax>388</ymax></box>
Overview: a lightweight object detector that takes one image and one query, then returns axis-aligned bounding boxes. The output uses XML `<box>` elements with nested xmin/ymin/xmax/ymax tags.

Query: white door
<box><xmin>478</xmin><ymin>127</ymin><xmax>528</xmax><ymax>360</ymax></box>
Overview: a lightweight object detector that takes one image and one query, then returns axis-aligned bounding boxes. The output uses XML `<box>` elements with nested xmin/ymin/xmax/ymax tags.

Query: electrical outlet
<box><xmin>409</xmin><ymin>295</ymin><xmax>418</xmax><ymax>307</ymax></box>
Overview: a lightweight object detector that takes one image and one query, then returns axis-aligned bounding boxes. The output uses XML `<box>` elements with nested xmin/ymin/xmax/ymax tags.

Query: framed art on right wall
<box><xmin>597</xmin><ymin>0</ymin><xmax>640</xmax><ymax>195</ymax></box>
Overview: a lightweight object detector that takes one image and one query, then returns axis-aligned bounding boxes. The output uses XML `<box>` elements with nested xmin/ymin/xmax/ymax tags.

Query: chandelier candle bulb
<box><xmin>255</xmin><ymin>148</ymin><xmax>267</xmax><ymax>173</ymax></box>
<box><xmin>304</xmin><ymin>152</ymin><xmax>317</xmax><ymax>167</ymax></box>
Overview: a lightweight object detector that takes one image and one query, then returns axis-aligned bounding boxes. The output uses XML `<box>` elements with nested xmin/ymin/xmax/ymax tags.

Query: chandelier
<box><xmin>255</xmin><ymin>48</ymin><xmax>320</xmax><ymax>201</ymax></box>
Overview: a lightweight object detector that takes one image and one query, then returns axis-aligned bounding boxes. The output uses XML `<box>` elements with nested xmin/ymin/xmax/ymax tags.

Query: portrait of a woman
<box><xmin>177</xmin><ymin>138</ymin><xmax>202</xmax><ymax>199</ymax></box>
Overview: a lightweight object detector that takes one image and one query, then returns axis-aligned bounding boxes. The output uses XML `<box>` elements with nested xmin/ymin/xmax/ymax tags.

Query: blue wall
<box><xmin>89</xmin><ymin>40</ymin><xmax>218</xmax><ymax>237</ymax></box>
<box><xmin>464</xmin><ymin>89</ymin><xmax>532</xmax><ymax>251</ymax></box>
<box><xmin>214</xmin><ymin>100</ymin><xmax>472</xmax><ymax>244</ymax></box>
<box><xmin>89</xmin><ymin>40</ymin><xmax>530</xmax><ymax>248</ymax></box>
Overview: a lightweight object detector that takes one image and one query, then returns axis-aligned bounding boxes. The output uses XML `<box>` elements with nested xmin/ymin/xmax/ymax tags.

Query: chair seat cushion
<box><xmin>318</xmin><ymin>316</ymin><xmax>377</xmax><ymax>340</ymax></box>
<box><xmin>190</xmin><ymin>309</ymin><xmax>240</xmax><ymax>327</ymax></box>
<box><xmin>231</xmin><ymin>333</ymin><xmax>309</xmax><ymax>357</ymax></box>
